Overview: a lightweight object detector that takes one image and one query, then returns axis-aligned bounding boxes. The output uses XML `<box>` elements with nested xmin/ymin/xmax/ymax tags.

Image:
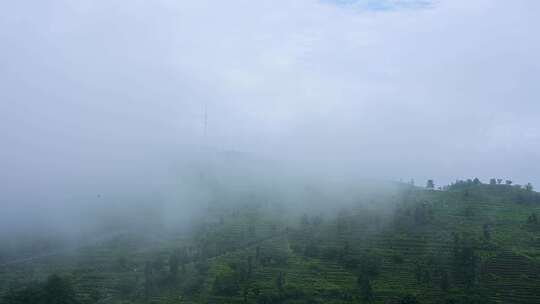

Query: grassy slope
<box><xmin>1</xmin><ymin>183</ymin><xmax>540</xmax><ymax>304</ymax></box>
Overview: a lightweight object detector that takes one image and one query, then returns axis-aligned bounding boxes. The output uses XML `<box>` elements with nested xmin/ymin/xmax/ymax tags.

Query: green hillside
<box><xmin>2</xmin><ymin>181</ymin><xmax>540</xmax><ymax>304</ymax></box>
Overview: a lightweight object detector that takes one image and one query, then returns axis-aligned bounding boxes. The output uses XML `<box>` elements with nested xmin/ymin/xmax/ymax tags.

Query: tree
<box><xmin>242</xmin><ymin>285</ymin><xmax>249</xmax><ymax>303</ymax></box>
<box><xmin>275</xmin><ymin>271</ymin><xmax>285</xmax><ymax>292</ymax></box>
<box><xmin>182</xmin><ymin>276</ymin><xmax>205</xmax><ymax>296</ymax></box>
<box><xmin>43</xmin><ymin>275</ymin><xmax>78</xmax><ymax>304</ymax></box>
<box><xmin>179</xmin><ymin>248</ymin><xmax>189</xmax><ymax>273</ymax></box>
<box><xmin>311</xmin><ymin>215</ymin><xmax>324</xmax><ymax>226</ymax></box>
<box><xmin>414</xmin><ymin>203</ymin><xmax>431</xmax><ymax>226</ymax></box>
<box><xmin>426</xmin><ymin>180</ymin><xmax>435</xmax><ymax>189</ymax></box>
<box><xmin>248</xmin><ymin>223</ymin><xmax>256</xmax><ymax>237</ymax></box>
<box><xmin>152</xmin><ymin>256</ymin><xmax>164</xmax><ymax>272</ymax></box>
<box><xmin>399</xmin><ymin>294</ymin><xmax>419</xmax><ymax>304</ymax></box>
<box><xmin>489</xmin><ymin>178</ymin><xmax>496</xmax><ymax>185</ymax></box>
<box><xmin>343</xmin><ymin>241</ymin><xmax>351</xmax><ymax>257</ymax></box>
<box><xmin>525</xmin><ymin>183</ymin><xmax>533</xmax><ymax>192</ymax></box>
<box><xmin>213</xmin><ymin>269</ymin><xmax>240</xmax><ymax>296</ymax></box>
<box><xmin>255</xmin><ymin>246</ymin><xmax>261</xmax><ymax>261</ymax></box>
<box><xmin>247</xmin><ymin>256</ymin><xmax>253</xmax><ymax>277</ymax></box>
<box><xmin>304</xmin><ymin>242</ymin><xmax>319</xmax><ymax>258</ymax></box>
<box><xmin>116</xmin><ymin>256</ymin><xmax>127</xmax><ymax>270</ymax></box>
<box><xmin>473</xmin><ymin>178</ymin><xmax>480</xmax><ymax>185</ymax></box>
<box><xmin>505</xmin><ymin>180</ymin><xmax>513</xmax><ymax>185</ymax></box>
<box><xmin>452</xmin><ymin>234</ymin><xmax>480</xmax><ymax>289</ymax></box>
<box><xmin>301</xmin><ymin>214</ymin><xmax>310</xmax><ymax>226</ymax></box>
<box><xmin>483</xmin><ymin>223</ymin><xmax>491</xmax><ymax>241</ymax></box>
<box><xmin>440</xmin><ymin>270</ymin><xmax>449</xmax><ymax>291</ymax></box>
<box><xmin>358</xmin><ymin>276</ymin><xmax>374</xmax><ymax>303</ymax></box>
<box><xmin>358</xmin><ymin>251</ymin><xmax>382</xmax><ymax>279</ymax></box>
<box><xmin>195</xmin><ymin>260</ymin><xmax>210</xmax><ymax>275</ymax></box>
<box><xmin>341</xmin><ymin>255</ymin><xmax>360</xmax><ymax>270</ymax></box>
<box><xmin>461</xmin><ymin>247</ymin><xmax>479</xmax><ymax>288</ymax></box>
<box><xmin>169</xmin><ymin>253</ymin><xmax>179</xmax><ymax>280</ymax></box>
<box><xmin>144</xmin><ymin>262</ymin><xmax>153</xmax><ymax>298</ymax></box>
<box><xmin>337</xmin><ymin>212</ymin><xmax>350</xmax><ymax>234</ymax></box>
<box><xmin>497</xmin><ymin>179</ymin><xmax>503</xmax><ymax>185</ymax></box>
<box><xmin>2</xmin><ymin>283</ymin><xmax>44</xmax><ymax>304</ymax></box>
<box><xmin>527</xmin><ymin>213</ymin><xmax>539</xmax><ymax>225</ymax></box>
<box><xmin>2</xmin><ymin>275</ymin><xmax>78</xmax><ymax>304</ymax></box>
<box><xmin>414</xmin><ymin>262</ymin><xmax>423</xmax><ymax>283</ymax></box>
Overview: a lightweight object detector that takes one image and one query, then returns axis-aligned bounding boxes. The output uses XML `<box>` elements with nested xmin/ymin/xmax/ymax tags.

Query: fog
<box><xmin>1</xmin><ymin>1</ymin><xmax>539</xmax><ymax>241</ymax></box>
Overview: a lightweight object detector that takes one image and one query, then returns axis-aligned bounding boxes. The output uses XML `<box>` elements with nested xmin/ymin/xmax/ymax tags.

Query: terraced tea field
<box><xmin>2</xmin><ymin>183</ymin><xmax>540</xmax><ymax>303</ymax></box>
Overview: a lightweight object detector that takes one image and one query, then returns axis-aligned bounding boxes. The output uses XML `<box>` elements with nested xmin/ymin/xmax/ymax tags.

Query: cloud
<box><xmin>0</xmin><ymin>0</ymin><xmax>539</xmax><ymax>209</ymax></box>
<box><xmin>326</xmin><ymin>0</ymin><xmax>433</xmax><ymax>11</ymax></box>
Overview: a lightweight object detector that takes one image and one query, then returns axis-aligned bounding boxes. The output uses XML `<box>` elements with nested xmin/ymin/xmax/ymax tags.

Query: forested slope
<box><xmin>2</xmin><ymin>181</ymin><xmax>540</xmax><ymax>304</ymax></box>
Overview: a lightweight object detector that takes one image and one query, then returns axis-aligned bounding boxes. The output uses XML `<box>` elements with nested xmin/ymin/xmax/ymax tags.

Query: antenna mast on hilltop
<box><xmin>204</xmin><ymin>102</ymin><xmax>208</xmax><ymax>140</ymax></box>
<box><xmin>200</xmin><ymin>101</ymin><xmax>209</xmax><ymax>151</ymax></box>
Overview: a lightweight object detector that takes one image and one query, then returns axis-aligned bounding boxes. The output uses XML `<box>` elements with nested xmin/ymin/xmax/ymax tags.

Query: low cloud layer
<box><xmin>1</xmin><ymin>0</ymin><xmax>539</xmax><ymax>230</ymax></box>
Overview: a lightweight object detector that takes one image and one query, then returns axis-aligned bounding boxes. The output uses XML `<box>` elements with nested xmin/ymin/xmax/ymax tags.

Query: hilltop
<box><xmin>1</xmin><ymin>180</ymin><xmax>540</xmax><ymax>304</ymax></box>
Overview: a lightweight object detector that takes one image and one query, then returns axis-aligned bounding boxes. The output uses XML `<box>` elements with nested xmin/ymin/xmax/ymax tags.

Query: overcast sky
<box><xmin>1</xmin><ymin>0</ymin><xmax>539</xmax><ymax>210</ymax></box>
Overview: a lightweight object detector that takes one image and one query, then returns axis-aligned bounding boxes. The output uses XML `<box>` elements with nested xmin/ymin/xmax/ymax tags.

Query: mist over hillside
<box><xmin>1</xmin><ymin>146</ymin><xmax>403</xmax><ymax>249</ymax></box>
<box><xmin>1</xmin><ymin>0</ymin><xmax>539</xmax><ymax>303</ymax></box>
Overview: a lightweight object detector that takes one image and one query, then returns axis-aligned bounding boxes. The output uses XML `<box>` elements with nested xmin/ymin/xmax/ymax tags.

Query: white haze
<box><xmin>0</xmin><ymin>0</ymin><xmax>539</xmax><ymax>237</ymax></box>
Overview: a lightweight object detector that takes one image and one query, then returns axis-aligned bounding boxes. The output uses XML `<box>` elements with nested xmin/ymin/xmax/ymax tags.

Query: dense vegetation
<box><xmin>2</xmin><ymin>179</ymin><xmax>540</xmax><ymax>304</ymax></box>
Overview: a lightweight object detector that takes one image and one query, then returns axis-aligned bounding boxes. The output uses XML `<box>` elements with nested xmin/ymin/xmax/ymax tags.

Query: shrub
<box><xmin>212</xmin><ymin>269</ymin><xmax>240</xmax><ymax>296</ymax></box>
